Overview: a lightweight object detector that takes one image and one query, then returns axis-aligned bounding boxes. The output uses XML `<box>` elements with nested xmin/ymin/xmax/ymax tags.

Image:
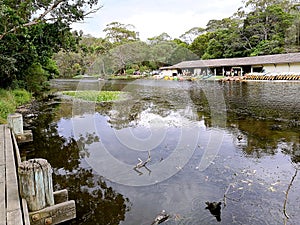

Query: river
<box><xmin>21</xmin><ymin>79</ymin><xmax>300</xmax><ymax>225</ymax></box>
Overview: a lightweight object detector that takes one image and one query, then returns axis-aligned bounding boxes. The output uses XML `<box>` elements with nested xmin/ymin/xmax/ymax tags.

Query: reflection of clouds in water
<box><xmin>71</xmin><ymin>79</ymin><xmax>226</xmax><ymax>184</ymax></box>
<box><xmin>132</xmin><ymin>106</ymin><xmax>203</xmax><ymax>128</ymax></box>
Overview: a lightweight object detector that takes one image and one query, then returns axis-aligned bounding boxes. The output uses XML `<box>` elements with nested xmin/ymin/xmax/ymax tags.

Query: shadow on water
<box><xmin>21</xmin><ymin>79</ymin><xmax>300</xmax><ymax>225</ymax></box>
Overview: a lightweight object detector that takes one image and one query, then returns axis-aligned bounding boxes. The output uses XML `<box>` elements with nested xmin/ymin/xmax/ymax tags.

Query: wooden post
<box><xmin>18</xmin><ymin>159</ymin><xmax>54</xmax><ymax>212</ymax></box>
<box><xmin>7</xmin><ymin>113</ymin><xmax>33</xmax><ymax>143</ymax></box>
<box><xmin>7</xmin><ymin>113</ymin><xmax>23</xmax><ymax>135</ymax></box>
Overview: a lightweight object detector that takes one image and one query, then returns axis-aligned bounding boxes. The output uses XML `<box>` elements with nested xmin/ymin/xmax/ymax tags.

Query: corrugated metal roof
<box><xmin>162</xmin><ymin>52</ymin><xmax>300</xmax><ymax>69</ymax></box>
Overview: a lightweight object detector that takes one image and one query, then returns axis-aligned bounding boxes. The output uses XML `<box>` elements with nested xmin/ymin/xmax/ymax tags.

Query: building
<box><xmin>160</xmin><ymin>52</ymin><xmax>300</xmax><ymax>76</ymax></box>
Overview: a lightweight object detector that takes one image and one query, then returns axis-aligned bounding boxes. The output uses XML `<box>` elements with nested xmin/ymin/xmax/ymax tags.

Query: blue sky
<box><xmin>72</xmin><ymin>0</ymin><xmax>244</xmax><ymax>40</ymax></box>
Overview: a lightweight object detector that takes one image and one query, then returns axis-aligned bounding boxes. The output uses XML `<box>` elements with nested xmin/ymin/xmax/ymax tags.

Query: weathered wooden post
<box><xmin>7</xmin><ymin>113</ymin><xmax>33</xmax><ymax>143</ymax></box>
<box><xmin>7</xmin><ymin>113</ymin><xmax>23</xmax><ymax>135</ymax></box>
<box><xmin>18</xmin><ymin>158</ymin><xmax>55</xmax><ymax>212</ymax></box>
<box><xmin>18</xmin><ymin>158</ymin><xmax>76</xmax><ymax>225</ymax></box>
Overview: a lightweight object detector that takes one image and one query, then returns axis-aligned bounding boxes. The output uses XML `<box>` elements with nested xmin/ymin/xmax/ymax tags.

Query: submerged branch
<box><xmin>223</xmin><ymin>183</ymin><xmax>232</xmax><ymax>207</ymax></box>
<box><xmin>283</xmin><ymin>168</ymin><xmax>298</xmax><ymax>219</ymax></box>
<box><xmin>134</xmin><ymin>150</ymin><xmax>151</xmax><ymax>169</ymax></box>
<box><xmin>223</xmin><ymin>182</ymin><xmax>245</xmax><ymax>207</ymax></box>
<box><xmin>133</xmin><ymin>151</ymin><xmax>151</xmax><ymax>175</ymax></box>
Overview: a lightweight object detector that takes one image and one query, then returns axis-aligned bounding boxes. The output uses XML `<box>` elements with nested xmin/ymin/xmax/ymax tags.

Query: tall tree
<box><xmin>103</xmin><ymin>22</ymin><xmax>139</xmax><ymax>44</ymax></box>
<box><xmin>189</xmin><ymin>32</ymin><xmax>211</xmax><ymax>58</ymax></box>
<box><xmin>0</xmin><ymin>0</ymin><xmax>101</xmax><ymax>91</ymax></box>
<box><xmin>188</xmin><ymin>0</ymin><xmax>297</xmax><ymax>59</ymax></box>
<box><xmin>147</xmin><ymin>32</ymin><xmax>172</xmax><ymax>44</ymax></box>
<box><xmin>243</xmin><ymin>4</ymin><xmax>294</xmax><ymax>55</ymax></box>
<box><xmin>243</xmin><ymin>0</ymin><xmax>290</xmax><ymax>11</ymax></box>
<box><xmin>285</xmin><ymin>3</ymin><xmax>300</xmax><ymax>51</ymax></box>
<box><xmin>100</xmin><ymin>41</ymin><xmax>149</xmax><ymax>75</ymax></box>
<box><xmin>179</xmin><ymin>27</ymin><xmax>205</xmax><ymax>44</ymax></box>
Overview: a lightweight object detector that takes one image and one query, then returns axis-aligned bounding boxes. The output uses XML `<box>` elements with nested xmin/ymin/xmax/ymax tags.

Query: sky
<box><xmin>72</xmin><ymin>0</ymin><xmax>244</xmax><ymax>41</ymax></box>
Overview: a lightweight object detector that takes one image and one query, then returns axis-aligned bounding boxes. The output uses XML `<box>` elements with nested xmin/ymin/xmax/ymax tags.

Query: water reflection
<box><xmin>21</xmin><ymin>79</ymin><xmax>300</xmax><ymax>225</ymax></box>
<box><xmin>21</xmin><ymin>103</ymin><xmax>131</xmax><ymax>225</ymax></box>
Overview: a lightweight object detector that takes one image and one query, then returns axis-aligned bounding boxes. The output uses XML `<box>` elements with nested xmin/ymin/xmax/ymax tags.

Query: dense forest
<box><xmin>0</xmin><ymin>0</ymin><xmax>300</xmax><ymax>93</ymax></box>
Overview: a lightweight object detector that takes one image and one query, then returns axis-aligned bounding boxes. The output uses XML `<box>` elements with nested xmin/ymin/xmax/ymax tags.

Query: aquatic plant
<box><xmin>60</xmin><ymin>90</ymin><xmax>124</xmax><ymax>102</ymax></box>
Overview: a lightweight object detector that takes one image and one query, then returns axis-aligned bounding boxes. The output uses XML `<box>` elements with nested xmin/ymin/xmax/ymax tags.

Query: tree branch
<box><xmin>283</xmin><ymin>168</ymin><xmax>298</xmax><ymax>219</ymax></box>
<box><xmin>0</xmin><ymin>1</ymin><xmax>102</xmax><ymax>40</ymax></box>
<box><xmin>0</xmin><ymin>0</ymin><xmax>64</xmax><ymax>40</ymax></box>
<box><xmin>133</xmin><ymin>151</ymin><xmax>152</xmax><ymax>175</ymax></box>
<box><xmin>134</xmin><ymin>151</ymin><xmax>151</xmax><ymax>169</ymax></box>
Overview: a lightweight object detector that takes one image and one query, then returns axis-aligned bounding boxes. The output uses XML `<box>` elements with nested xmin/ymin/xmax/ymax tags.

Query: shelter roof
<box><xmin>161</xmin><ymin>52</ymin><xmax>300</xmax><ymax>69</ymax></box>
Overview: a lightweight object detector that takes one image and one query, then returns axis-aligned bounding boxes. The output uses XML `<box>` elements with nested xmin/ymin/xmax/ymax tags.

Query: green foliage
<box><xmin>242</xmin><ymin>3</ymin><xmax>294</xmax><ymax>56</ymax></box>
<box><xmin>189</xmin><ymin>1</ymin><xmax>297</xmax><ymax>59</ymax></box>
<box><xmin>24</xmin><ymin>63</ymin><xmax>49</xmax><ymax>95</ymax></box>
<box><xmin>148</xmin><ymin>32</ymin><xmax>172</xmax><ymax>44</ymax></box>
<box><xmin>43</xmin><ymin>58</ymin><xmax>60</xmax><ymax>78</ymax></box>
<box><xmin>202</xmin><ymin>38</ymin><xmax>224</xmax><ymax>59</ymax></box>
<box><xmin>0</xmin><ymin>0</ymin><xmax>100</xmax><ymax>93</ymax></box>
<box><xmin>125</xmin><ymin>68</ymin><xmax>135</xmax><ymax>75</ymax></box>
<box><xmin>0</xmin><ymin>100</ymin><xmax>15</xmax><ymax>124</ymax></box>
<box><xmin>167</xmin><ymin>45</ymin><xmax>199</xmax><ymax>64</ymax></box>
<box><xmin>108</xmin><ymin>75</ymin><xmax>143</xmax><ymax>80</ymax></box>
<box><xmin>103</xmin><ymin>22</ymin><xmax>139</xmax><ymax>44</ymax></box>
<box><xmin>179</xmin><ymin>27</ymin><xmax>205</xmax><ymax>44</ymax></box>
<box><xmin>189</xmin><ymin>33</ymin><xmax>211</xmax><ymax>58</ymax></box>
<box><xmin>12</xmin><ymin>89</ymin><xmax>32</xmax><ymax>105</ymax></box>
<box><xmin>0</xmin><ymin>88</ymin><xmax>32</xmax><ymax>124</ymax></box>
<box><xmin>250</xmin><ymin>37</ymin><xmax>284</xmax><ymax>56</ymax></box>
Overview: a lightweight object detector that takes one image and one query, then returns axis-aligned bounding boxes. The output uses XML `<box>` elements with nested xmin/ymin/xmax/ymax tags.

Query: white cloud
<box><xmin>71</xmin><ymin>0</ymin><xmax>244</xmax><ymax>40</ymax></box>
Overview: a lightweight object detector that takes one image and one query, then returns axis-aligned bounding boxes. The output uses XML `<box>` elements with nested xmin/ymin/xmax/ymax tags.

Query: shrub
<box><xmin>0</xmin><ymin>100</ymin><xmax>16</xmax><ymax>123</ymax></box>
<box><xmin>12</xmin><ymin>89</ymin><xmax>32</xmax><ymax>105</ymax></box>
<box><xmin>0</xmin><ymin>89</ymin><xmax>32</xmax><ymax>124</ymax></box>
<box><xmin>125</xmin><ymin>68</ymin><xmax>135</xmax><ymax>75</ymax></box>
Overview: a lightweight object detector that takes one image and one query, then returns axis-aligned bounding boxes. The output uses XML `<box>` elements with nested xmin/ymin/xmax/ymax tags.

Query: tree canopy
<box><xmin>188</xmin><ymin>0</ymin><xmax>299</xmax><ymax>58</ymax></box>
<box><xmin>0</xmin><ymin>0</ymin><xmax>101</xmax><ymax>92</ymax></box>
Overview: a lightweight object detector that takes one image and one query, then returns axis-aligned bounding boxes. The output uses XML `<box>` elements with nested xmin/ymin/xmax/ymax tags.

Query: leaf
<box><xmin>268</xmin><ymin>186</ymin><xmax>276</xmax><ymax>192</ymax></box>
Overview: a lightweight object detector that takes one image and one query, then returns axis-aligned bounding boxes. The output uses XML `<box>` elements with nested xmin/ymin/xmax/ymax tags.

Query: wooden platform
<box><xmin>0</xmin><ymin>124</ymin><xmax>29</xmax><ymax>225</ymax></box>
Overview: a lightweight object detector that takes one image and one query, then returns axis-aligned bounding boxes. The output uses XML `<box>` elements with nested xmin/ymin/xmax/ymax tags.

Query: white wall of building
<box><xmin>290</xmin><ymin>63</ymin><xmax>300</xmax><ymax>72</ymax></box>
<box><xmin>263</xmin><ymin>64</ymin><xmax>276</xmax><ymax>73</ymax></box>
<box><xmin>263</xmin><ymin>63</ymin><xmax>300</xmax><ymax>73</ymax></box>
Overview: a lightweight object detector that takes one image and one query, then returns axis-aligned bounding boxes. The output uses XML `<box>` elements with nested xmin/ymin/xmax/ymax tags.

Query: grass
<box><xmin>0</xmin><ymin>89</ymin><xmax>32</xmax><ymax>124</ymax></box>
<box><xmin>60</xmin><ymin>90</ymin><xmax>124</xmax><ymax>102</ymax></box>
<box><xmin>73</xmin><ymin>75</ymin><xmax>99</xmax><ymax>79</ymax></box>
<box><xmin>108</xmin><ymin>75</ymin><xmax>145</xmax><ymax>80</ymax></box>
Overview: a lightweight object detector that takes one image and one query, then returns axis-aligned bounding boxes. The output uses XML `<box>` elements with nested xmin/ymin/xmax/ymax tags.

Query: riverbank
<box><xmin>0</xmin><ymin>89</ymin><xmax>32</xmax><ymax>124</ymax></box>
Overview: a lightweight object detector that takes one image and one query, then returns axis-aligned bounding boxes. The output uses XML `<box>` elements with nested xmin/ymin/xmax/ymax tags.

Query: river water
<box><xmin>21</xmin><ymin>79</ymin><xmax>299</xmax><ymax>225</ymax></box>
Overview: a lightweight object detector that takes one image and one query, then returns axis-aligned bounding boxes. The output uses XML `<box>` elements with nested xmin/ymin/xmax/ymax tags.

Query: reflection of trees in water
<box><xmin>189</xmin><ymin>85</ymin><xmax>212</xmax><ymax>127</ymax></box>
<box><xmin>55</xmin><ymin>168</ymin><xmax>130</xmax><ymax>225</ymax></box>
<box><xmin>188</xmin><ymin>83</ymin><xmax>299</xmax><ymax>162</ymax></box>
<box><xmin>188</xmin><ymin>82</ymin><xmax>300</xmax><ymax>163</ymax></box>
<box><xmin>222</xmin><ymin>82</ymin><xmax>300</xmax><ymax>124</ymax></box>
<box><xmin>21</xmin><ymin>104</ymin><xmax>131</xmax><ymax>225</ymax></box>
<box><xmin>229</xmin><ymin>118</ymin><xmax>300</xmax><ymax>163</ymax></box>
<box><xmin>281</xmin><ymin>142</ymin><xmax>300</xmax><ymax>163</ymax></box>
